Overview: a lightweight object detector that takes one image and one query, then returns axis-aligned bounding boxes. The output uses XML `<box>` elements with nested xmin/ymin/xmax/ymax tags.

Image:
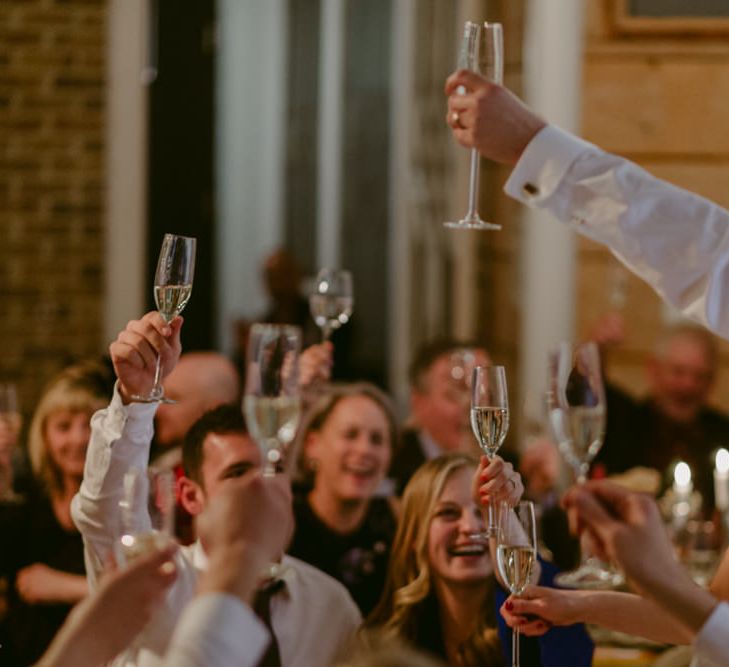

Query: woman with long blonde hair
<box><xmin>1</xmin><ymin>360</ymin><xmax>112</xmax><ymax>665</ymax></box>
<box><xmin>366</xmin><ymin>453</ymin><xmax>520</xmax><ymax>666</ymax></box>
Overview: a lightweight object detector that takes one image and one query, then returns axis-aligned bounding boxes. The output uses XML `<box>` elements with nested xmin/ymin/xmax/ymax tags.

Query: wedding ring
<box><xmin>451</xmin><ymin>111</ymin><xmax>464</xmax><ymax>129</ymax></box>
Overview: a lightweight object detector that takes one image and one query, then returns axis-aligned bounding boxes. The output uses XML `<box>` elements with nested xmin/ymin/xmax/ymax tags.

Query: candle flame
<box><xmin>674</xmin><ymin>461</ymin><xmax>691</xmax><ymax>486</ymax></box>
<box><xmin>717</xmin><ymin>448</ymin><xmax>729</xmax><ymax>474</ymax></box>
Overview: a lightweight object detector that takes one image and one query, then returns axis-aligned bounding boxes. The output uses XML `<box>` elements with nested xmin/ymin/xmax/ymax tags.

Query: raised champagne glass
<box><xmin>131</xmin><ymin>233</ymin><xmax>196</xmax><ymax>403</ymax></box>
<box><xmin>309</xmin><ymin>268</ymin><xmax>354</xmax><ymax>342</ymax></box>
<box><xmin>547</xmin><ymin>341</ymin><xmax>622</xmax><ymax>588</ymax></box>
<box><xmin>244</xmin><ymin>324</ymin><xmax>302</xmax><ymax>477</ymax></box>
<box><xmin>470</xmin><ymin>365</ymin><xmax>509</xmax><ymax>536</ymax></box>
<box><xmin>444</xmin><ymin>21</ymin><xmax>503</xmax><ymax>230</ymax></box>
<box><xmin>496</xmin><ymin>500</ymin><xmax>537</xmax><ymax>667</ymax></box>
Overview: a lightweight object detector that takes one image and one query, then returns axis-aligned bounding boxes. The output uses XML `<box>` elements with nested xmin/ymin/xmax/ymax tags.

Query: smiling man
<box><xmin>71</xmin><ymin>312</ymin><xmax>360</xmax><ymax>667</ymax></box>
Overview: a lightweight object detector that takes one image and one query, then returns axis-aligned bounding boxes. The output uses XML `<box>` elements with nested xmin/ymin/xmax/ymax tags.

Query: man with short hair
<box><xmin>72</xmin><ymin>311</ymin><xmax>361</xmax><ymax>667</ymax></box>
<box><xmin>388</xmin><ymin>339</ymin><xmax>490</xmax><ymax>494</ymax></box>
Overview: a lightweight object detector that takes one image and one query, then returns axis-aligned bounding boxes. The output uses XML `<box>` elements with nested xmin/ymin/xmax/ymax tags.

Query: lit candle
<box><xmin>714</xmin><ymin>449</ymin><xmax>729</xmax><ymax>512</ymax></box>
<box><xmin>673</xmin><ymin>461</ymin><xmax>693</xmax><ymax>498</ymax></box>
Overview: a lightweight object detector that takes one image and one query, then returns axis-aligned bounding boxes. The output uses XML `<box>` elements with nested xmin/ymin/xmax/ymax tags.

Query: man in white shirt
<box><xmin>71</xmin><ymin>312</ymin><xmax>361</xmax><ymax>667</ymax></box>
<box><xmin>445</xmin><ymin>69</ymin><xmax>729</xmax><ymax>341</ymax></box>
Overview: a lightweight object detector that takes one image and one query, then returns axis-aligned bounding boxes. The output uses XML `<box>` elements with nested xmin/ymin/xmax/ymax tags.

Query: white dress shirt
<box><xmin>165</xmin><ymin>593</ymin><xmax>269</xmax><ymax>667</ymax></box>
<box><xmin>505</xmin><ymin>125</ymin><xmax>729</xmax><ymax>340</ymax></box>
<box><xmin>692</xmin><ymin>602</ymin><xmax>729</xmax><ymax>667</ymax></box>
<box><xmin>71</xmin><ymin>387</ymin><xmax>362</xmax><ymax>667</ymax></box>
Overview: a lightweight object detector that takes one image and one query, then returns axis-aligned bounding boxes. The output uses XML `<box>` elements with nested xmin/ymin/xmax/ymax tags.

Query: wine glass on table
<box><xmin>444</xmin><ymin>21</ymin><xmax>503</xmax><ymax>230</ymax></box>
<box><xmin>309</xmin><ymin>269</ymin><xmax>354</xmax><ymax>342</ymax></box>
<box><xmin>470</xmin><ymin>365</ymin><xmax>509</xmax><ymax>536</ymax></box>
<box><xmin>244</xmin><ymin>324</ymin><xmax>302</xmax><ymax>477</ymax></box>
<box><xmin>547</xmin><ymin>341</ymin><xmax>622</xmax><ymax>588</ymax></box>
<box><xmin>131</xmin><ymin>233</ymin><xmax>196</xmax><ymax>403</ymax></box>
<box><xmin>117</xmin><ymin>467</ymin><xmax>176</xmax><ymax>566</ymax></box>
<box><xmin>496</xmin><ymin>500</ymin><xmax>537</xmax><ymax>667</ymax></box>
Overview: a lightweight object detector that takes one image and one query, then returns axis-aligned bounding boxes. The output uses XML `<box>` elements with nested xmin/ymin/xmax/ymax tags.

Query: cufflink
<box><xmin>522</xmin><ymin>182</ymin><xmax>539</xmax><ymax>197</ymax></box>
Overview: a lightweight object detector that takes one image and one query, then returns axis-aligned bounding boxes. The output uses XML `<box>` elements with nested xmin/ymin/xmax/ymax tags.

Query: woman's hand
<box><xmin>299</xmin><ymin>342</ymin><xmax>333</xmax><ymax>389</ymax></box>
<box><xmin>500</xmin><ymin>584</ymin><xmax>584</xmax><ymax>636</ymax></box>
<box><xmin>472</xmin><ymin>455</ymin><xmax>523</xmax><ymax>508</ymax></box>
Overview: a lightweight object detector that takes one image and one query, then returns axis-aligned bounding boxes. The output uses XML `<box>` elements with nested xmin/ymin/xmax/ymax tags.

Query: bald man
<box><xmin>152</xmin><ymin>352</ymin><xmax>240</xmax><ymax>466</ymax></box>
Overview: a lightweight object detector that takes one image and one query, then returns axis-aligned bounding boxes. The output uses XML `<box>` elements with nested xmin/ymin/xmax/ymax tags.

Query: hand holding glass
<box><xmin>445</xmin><ymin>21</ymin><xmax>503</xmax><ymax>230</ymax></box>
<box><xmin>309</xmin><ymin>269</ymin><xmax>354</xmax><ymax>341</ymax></box>
<box><xmin>470</xmin><ymin>365</ymin><xmax>509</xmax><ymax>536</ymax></box>
<box><xmin>244</xmin><ymin>324</ymin><xmax>302</xmax><ymax>476</ymax></box>
<box><xmin>132</xmin><ymin>233</ymin><xmax>196</xmax><ymax>403</ymax></box>
<box><xmin>496</xmin><ymin>500</ymin><xmax>537</xmax><ymax>667</ymax></box>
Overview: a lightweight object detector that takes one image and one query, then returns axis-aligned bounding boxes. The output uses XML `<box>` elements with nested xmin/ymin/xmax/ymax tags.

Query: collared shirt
<box><xmin>505</xmin><ymin>124</ymin><xmax>729</xmax><ymax>341</ymax></box>
<box><xmin>693</xmin><ymin>602</ymin><xmax>729</xmax><ymax>667</ymax></box>
<box><xmin>71</xmin><ymin>386</ymin><xmax>362</xmax><ymax>667</ymax></box>
<box><xmin>164</xmin><ymin>593</ymin><xmax>269</xmax><ymax>667</ymax></box>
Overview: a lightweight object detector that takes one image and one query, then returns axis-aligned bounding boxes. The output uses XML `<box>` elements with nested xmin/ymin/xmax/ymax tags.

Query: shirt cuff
<box><xmin>504</xmin><ymin>125</ymin><xmax>597</xmax><ymax>205</ymax></box>
<box><xmin>694</xmin><ymin>601</ymin><xmax>729</xmax><ymax>666</ymax></box>
<box><xmin>104</xmin><ymin>381</ymin><xmax>158</xmax><ymax>438</ymax></box>
<box><xmin>168</xmin><ymin>593</ymin><xmax>270</xmax><ymax>666</ymax></box>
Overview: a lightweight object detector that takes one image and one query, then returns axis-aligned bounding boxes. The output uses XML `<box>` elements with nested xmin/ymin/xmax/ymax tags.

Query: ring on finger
<box><xmin>451</xmin><ymin>110</ymin><xmax>464</xmax><ymax>129</ymax></box>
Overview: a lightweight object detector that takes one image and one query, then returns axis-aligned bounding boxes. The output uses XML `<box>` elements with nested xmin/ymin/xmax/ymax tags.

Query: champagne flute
<box><xmin>309</xmin><ymin>268</ymin><xmax>354</xmax><ymax>342</ymax></box>
<box><xmin>547</xmin><ymin>341</ymin><xmax>622</xmax><ymax>588</ymax></box>
<box><xmin>244</xmin><ymin>324</ymin><xmax>302</xmax><ymax>476</ymax></box>
<box><xmin>444</xmin><ymin>21</ymin><xmax>503</xmax><ymax>231</ymax></box>
<box><xmin>131</xmin><ymin>233</ymin><xmax>196</xmax><ymax>403</ymax></box>
<box><xmin>496</xmin><ymin>500</ymin><xmax>537</xmax><ymax>667</ymax></box>
<box><xmin>470</xmin><ymin>365</ymin><xmax>509</xmax><ymax>536</ymax></box>
<box><xmin>117</xmin><ymin>467</ymin><xmax>176</xmax><ymax>566</ymax></box>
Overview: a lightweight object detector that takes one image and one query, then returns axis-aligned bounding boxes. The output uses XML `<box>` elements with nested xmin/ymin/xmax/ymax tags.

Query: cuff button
<box><xmin>522</xmin><ymin>182</ymin><xmax>540</xmax><ymax>196</ymax></box>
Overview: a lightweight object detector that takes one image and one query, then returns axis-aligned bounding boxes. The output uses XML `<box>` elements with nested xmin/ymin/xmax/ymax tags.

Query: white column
<box><xmin>519</xmin><ymin>0</ymin><xmax>584</xmax><ymax>423</ymax></box>
<box><xmin>388</xmin><ymin>0</ymin><xmax>415</xmax><ymax>413</ymax></box>
<box><xmin>216</xmin><ymin>0</ymin><xmax>287</xmax><ymax>353</ymax></box>
<box><xmin>104</xmin><ymin>0</ymin><xmax>148</xmax><ymax>343</ymax></box>
<box><xmin>316</xmin><ymin>0</ymin><xmax>346</xmax><ymax>269</ymax></box>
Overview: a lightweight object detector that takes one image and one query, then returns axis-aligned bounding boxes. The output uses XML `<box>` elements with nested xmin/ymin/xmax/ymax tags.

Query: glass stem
<box><xmin>512</xmin><ymin>626</ymin><xmax>519</xmax><ymax>667</ymax></box>
<box><xmin>466</xmin><ymin>148</ymin><xmax>481</xmax><ymax>218</ymax></box>
<box><xmin>322</xmin><ymin>324</ymin><xmax>332</xmax><ymax>342</ymax></box>
<box><xmin>151</xmin><ymin>353</ymin><xmax>163</xmax><ymax>396</ymax></box>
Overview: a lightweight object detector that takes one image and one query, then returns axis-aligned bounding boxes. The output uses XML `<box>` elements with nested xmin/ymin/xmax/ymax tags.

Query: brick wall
<box><xmin>0</xmin><ymin>0</ymin><xmax>107</xmax><ymax>418</ymax></box>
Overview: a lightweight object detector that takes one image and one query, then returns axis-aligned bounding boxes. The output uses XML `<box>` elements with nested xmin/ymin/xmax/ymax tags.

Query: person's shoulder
<box><xmin>283</xmin><ymin>555</ymin><xmax>361</xmax><ymax>615</ymax></box>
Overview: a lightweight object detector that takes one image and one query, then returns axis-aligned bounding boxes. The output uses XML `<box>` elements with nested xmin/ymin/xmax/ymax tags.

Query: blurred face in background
<box><xmin>306</xmin><ymin>394</ymin><xmax>392</xmax><ymax>504</ymax></box>
<box><xmin>648</xmin><ymin>333</ymin><xmax>715</xmax><ymax>424</ymax></box>
<box><xmin>45</xmin><ymin>409</ymin><xmax>92</xmax><ymax>481</ymax></box>
<box><xmin>411</xmin><ymin>349</ymin><xmax>489</xmax><ymax>452</ymax></box>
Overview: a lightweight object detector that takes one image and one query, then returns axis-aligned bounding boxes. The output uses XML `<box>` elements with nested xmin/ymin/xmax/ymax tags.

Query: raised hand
<box><xmin>109</xmin><ymin>312</ymin><xmax>183</xmax><ymax>403</ymax></box>
<box><xmin>472</xmin><ymin>454</ymin><xmax>523</xmax><ymax>508</ymax></box>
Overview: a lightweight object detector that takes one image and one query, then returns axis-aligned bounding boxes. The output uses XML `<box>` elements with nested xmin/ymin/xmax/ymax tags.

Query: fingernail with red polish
<box><xmin>505</xmin><ymin>601</ymin><xmax>513</xmax><ymax>611</ymax></box>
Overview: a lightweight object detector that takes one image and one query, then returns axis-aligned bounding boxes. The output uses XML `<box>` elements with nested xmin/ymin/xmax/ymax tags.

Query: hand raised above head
<box><xmin>109</xmin><ymin>312</ymin><xmax>183</xmax><ymax>404</ymax></box>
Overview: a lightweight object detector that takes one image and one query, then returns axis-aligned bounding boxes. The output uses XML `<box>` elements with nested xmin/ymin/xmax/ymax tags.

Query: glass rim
<box><xmin>249</xmin><ymin>323</ymin><xmax>302</xmax><ymax>338</ymax></box>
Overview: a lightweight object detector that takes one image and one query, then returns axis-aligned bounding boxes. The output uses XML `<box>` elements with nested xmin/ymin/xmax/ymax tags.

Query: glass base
<box><xmin>554</xmin><ymin>558</ymin><xmax>624</xmax><ymax>590</ymax></box>
<box><xmin>130</xmin><ymin>393</ymin><xmax>177</xmax><ymax>405</ymax></box>
<box><xmin>444</xmin><ymin>216</ymin><xmax>501</xmax><ymax>231</ymax></box>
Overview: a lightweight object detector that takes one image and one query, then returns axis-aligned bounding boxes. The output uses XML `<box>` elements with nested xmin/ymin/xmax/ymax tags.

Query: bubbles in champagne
<box><xmin>470</xmin><ymin>406</ymin><xmax>509</xmax><ymax>458</ymax></box>
<box><xmin>496</xmin><ymin>545</ymin><xmax>535</xmax><ymax>595</ymax></box>
<box><xmin>154</xmin><ymin>284</ymin><xmax>192</xmax><ymax>322</ymax></box>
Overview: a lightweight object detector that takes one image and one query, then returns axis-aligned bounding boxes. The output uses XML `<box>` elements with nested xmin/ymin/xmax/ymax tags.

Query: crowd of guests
<box><xmin>2</xmin><ymin>65</ymin><xmax>729</xmax><ymax>666</ymax></box>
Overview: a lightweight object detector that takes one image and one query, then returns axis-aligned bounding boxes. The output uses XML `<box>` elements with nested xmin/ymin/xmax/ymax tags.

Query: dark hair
<box><xmin>408</xmin><ymin>339</ymin><xmax>485</xmax><ymax>392</ymax></box>
<box><xmin>182</xmin><ymin>403</ymin><xmax>247</xmax><ymax>484</ymax></box>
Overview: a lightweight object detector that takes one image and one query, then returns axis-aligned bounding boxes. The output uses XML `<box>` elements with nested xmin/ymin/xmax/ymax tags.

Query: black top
<box><xmin>595</xmin><ymin>383</ymin><xmax>729</xmax><ymax>509</ymax></box>
<box><xmin>0</xmin><ymin>489</ymin><xmax>85</xmax><ymax>667</ymax></box>
<box><xmin>388</xmin><ymin>428</ymin><xmax>427</xmax><ymax>496</ymax></box>
<box><xmin>288</xmin><ymin>493</ymin><xmax>397</xmax><ymax>615</ymax></box>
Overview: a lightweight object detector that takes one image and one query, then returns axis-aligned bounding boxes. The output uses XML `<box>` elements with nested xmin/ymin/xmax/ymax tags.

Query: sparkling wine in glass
<box><xmin>309</xmin><ymin>269</ymin><xmax>354</xmax><ymax>342</ymax></box>
<box><xmin>496</xmin><ymin>500</ymin><xmax>537</xmax><ymax>667</ymax></box>
<box><xmin>244</xmin><ymin>324</ymin><xmax>302</xmax><ymax>476</ymax></box>
<box><xmin>548</xmin><ymin>341</ymin><xmax>621</xmax><ymax>588</ymax></box>
<box><xmin>117</xmin><ymin>467</ymin><xmax>176</xmax><ymax>567</ymax></box>
<box><xmin>470</xmin><ymin>365</ymin><xmax>509</xmax><ymax>536</ymax></box>
<box><xmin>444</xmin><ymin>21</ymin><xmax>503</xmax><ymax>231</ymax></box>
<box><xmin>131</xmin><ymin>233</ymin><xmax>196</xmax><ymax>403</ymax></box>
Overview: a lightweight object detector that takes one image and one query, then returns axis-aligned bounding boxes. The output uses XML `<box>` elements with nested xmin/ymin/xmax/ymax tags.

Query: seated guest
<box><xmin>0</xmin><ymin>360</ymin><xmax>110</xmax><ymax>666</ymax></box>
<box><xmin>389</xmin><ymin>340</ymin><xmax>490</xmax><ymax>494</ymax></box>
<box><xmin>39</xmin><ymin>471</ymin><xmax>293</xmax><ymax>667</ymax></box>
<box><xmin>71</xmin><ymin>312</ymin><xmax>361</xmax><ymax>667</ymax></box>
<box><xmin>288</xmin><ymin>383</ymin><xmax>399</xmax><ymax>615</ymax></box>
<box><xmin>366</xmin><ymin>454</ymin><xmax>522</xmax><ymax>665</ymax></box>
